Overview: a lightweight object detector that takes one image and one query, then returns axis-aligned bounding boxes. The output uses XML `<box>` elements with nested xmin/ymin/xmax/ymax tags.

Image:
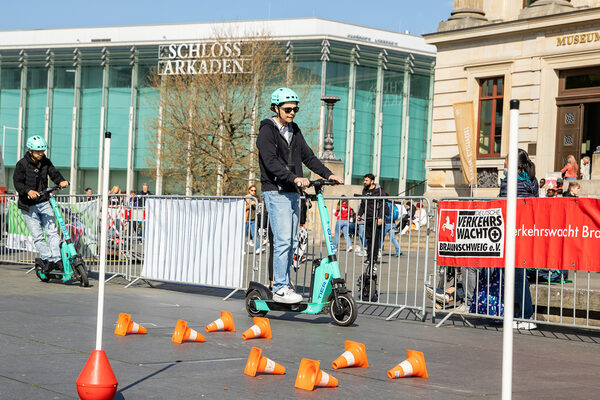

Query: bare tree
<box><xmin>146</xmin><ymin>32</ymin><xmax>320</xmax><ymax>195</ymax></box>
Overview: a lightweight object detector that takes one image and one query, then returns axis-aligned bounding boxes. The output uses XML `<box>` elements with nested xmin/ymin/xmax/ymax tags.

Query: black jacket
<box><xmin>499</xmin><ymin>173</ymin><xmax>538</xmax><ymax>198</ymax></box>
<box><xmin>358</xmin><ymin>185</ymin><xmax>387</xmax><ymax>220</ymax></box>
<box><xmin>256</xmin><ymin>118</ymin><xmax>332</xmax><ymax>193</ymax></box>
<box><xmin>13</xmin><ymin>152</ymin><xmax>65</xmax><ymax>211</ymax></box>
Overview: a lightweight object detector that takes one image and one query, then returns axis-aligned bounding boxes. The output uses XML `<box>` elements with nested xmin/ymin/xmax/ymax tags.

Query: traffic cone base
<box><xmin>205</xmin><ymin>311</ymin><xmax>236</xmax><ymax>332</ymax></box>
<box><xmin>242</xmin><ymin>317</ymin><xmax>272</xmax><ymax>340</ymax></box>
<box><xmin>76</xmin><ymin>350</ymin><xmax>118</xmax><ymax>400</ymax></box>
<box><xmin>332</xmin><ymin>340</ymin><xmax>369</xmax><ymax>369</ymax></box>
<box><xmin>295</xmin><ymin>358</ymin><xmax>338</xmax><ymax>391</ymax></box>
<box><xmin>172</xmin><ymin>320</ymin><xmax>205</xmax><ymax>344</ymax></box>
<box><xmin>387</xmin><ymin>349</ymin><xmax>428</xmax><ymax>379</ymax></box>
<box><xmin>114</xmin><ymin>313</ymin><xmax>146</xmax><ymax>336</ymax></box>
<box><xmin>244</xmin><ymin>347</ymin><xmax>285</xmax><ymax>377</ymax></box>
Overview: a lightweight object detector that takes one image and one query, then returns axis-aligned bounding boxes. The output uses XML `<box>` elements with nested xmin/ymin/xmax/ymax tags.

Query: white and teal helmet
<box><xmin>270</xmin><ymin>87</ymin><xmax>299</xmax><ymax>109</ymax></box>
<box><xmin>26</xmin><ymin>135</ymin><xmax>47</xmax><ymax>151</ymax></box>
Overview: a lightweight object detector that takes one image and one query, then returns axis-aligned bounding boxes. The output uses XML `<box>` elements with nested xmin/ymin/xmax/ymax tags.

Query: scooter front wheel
<box><xmin>330</xmin><ymin>293</ymin><xmax>357</xmax><ymax>326</ymax></box>
<box><xmin>245</xmin><ymin>289</ymin><xmax>268</xmax><ymax>317</ymax></box>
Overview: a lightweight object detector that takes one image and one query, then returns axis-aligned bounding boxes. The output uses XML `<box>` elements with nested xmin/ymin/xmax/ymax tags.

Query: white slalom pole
<box><xmin>95</xmin><ymin>131</ymin><xmax>111</xmax><ymax>351</ymax></box>
<box><xmin>502</xmin><ymin>100</ymin><xmax>519</xmax><ymax>400</ymax></box>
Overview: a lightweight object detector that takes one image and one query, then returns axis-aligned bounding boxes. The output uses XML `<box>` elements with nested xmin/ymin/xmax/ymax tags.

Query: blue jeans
<box><xmin>262</xmin><ymin>191</ymin><xmax>299</xmax><ymax>293</ymax></box>
<box><xmin>245</xmin><ymin>220</ymin><xmax>259</xmax><ymax>249</ymax></box>
<box><xmin>357</xmin><ymin>223</ymin><xmax>366</xmax><ymax>248</ymax></box>
<box><xmin>515</xmin><ymin>268</ymin><xmax>533</xmax><ymax>319</ymax></box>
<box><xmin>380</xmin><ymin>222</ymin><xmax>399</xmax><ymax>253</ymax></box>
<box><xmin>21</xmin><ymin>201</ymin><xmax>61</xmax><ymax>262</ymax></box>
<box><xmin>333</xmin><ymin>219</ymin><xmax>351</xmax><ymax>249</ymax></box>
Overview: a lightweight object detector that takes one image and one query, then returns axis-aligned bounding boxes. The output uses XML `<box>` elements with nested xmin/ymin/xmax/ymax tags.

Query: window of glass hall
<box><xmin>477</xmin><ymin>77</ymin><xmax>504</xmax><ymax>158</ymax></box>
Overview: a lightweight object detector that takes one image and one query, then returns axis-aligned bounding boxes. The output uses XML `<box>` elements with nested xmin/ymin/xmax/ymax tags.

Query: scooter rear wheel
<box><xmin>330</xmin><ymin>293</ymin><xmax>357</xmax><ymax>326</ymax></box>
<box><xmin>74</xmin><ymin>262</ymin><xmax>89</xmax><ymax>287</ymax></box>
<box><xmin>35</xmin><ymin>270</ymin><xmax>50</xmax><ymax>282</ymax></box>
<box><xmin>245</xmin><ymin>289</ymin><xmax>268</xmax><ymax>317</ymax></box>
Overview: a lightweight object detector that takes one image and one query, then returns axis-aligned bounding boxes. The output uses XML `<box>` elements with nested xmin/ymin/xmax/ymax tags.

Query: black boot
<box><xmin>42</xmin><ymin>260</ymin><xmax>54</xmax><ymax>274</ymax></box>
<box><xmin>54</xmin><ymin>260</ymin><xmax>64</xmax><ymax>271</ymax></box>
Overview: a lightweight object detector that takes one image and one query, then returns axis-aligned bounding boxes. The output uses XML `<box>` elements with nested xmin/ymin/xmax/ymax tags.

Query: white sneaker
<box><xmin>255</xmin><ymin>248</ymin><xmax>262</xmax><ymax>254</ymax></box>
<box><xmin>513</xmin><ymin>320</ymin><xmax>537</xmax><ymax>330</ymax></box>
<box><xmin>355</xmin><ymin>246</ymin><xmax>362</xmax><ymax>253</ymax></box>
<box><xmin>346</xmin><ymin>246</ymin><xmax>353</xmax><ymax>252</ymax></box>
<box><xmin>273</xmin><ymin>286</ymin><xmax>303</xmax><ymax>304</ymax></box>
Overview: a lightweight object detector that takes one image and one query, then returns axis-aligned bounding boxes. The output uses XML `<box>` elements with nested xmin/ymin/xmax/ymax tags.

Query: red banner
<box><xmin>436</xmin><ymin>198</ymin><xmax>600</xmax><ymax>272</ymax></box>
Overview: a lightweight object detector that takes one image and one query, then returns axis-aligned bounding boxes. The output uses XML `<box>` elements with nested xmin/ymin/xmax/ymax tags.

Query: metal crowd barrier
<box><xmin>1</xmin><ymin>192</ymin><xmax>433</xmax><ymax>318</ymax></box>
<box><xmin>431</xmin><ymin>197</ymin><xmax>600</xmax><ymax>332</ymax></box>
<box><xmin>246</xmin><ymin>195</ymin><xmax>433</xmax><ymax>320</ymax></box>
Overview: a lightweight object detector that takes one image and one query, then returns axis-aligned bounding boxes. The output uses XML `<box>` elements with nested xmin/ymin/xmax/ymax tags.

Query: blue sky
<box><xmin>1</xmin><ymin>0</ymin><xmax>453</xmax><ymax>35</ymax></box>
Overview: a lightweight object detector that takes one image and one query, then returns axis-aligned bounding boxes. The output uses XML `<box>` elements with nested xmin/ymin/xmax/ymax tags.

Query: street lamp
<box><xmin>320</xmin><ymin>96</ymin><xmax>341</xmax><ymax>162</ymax></box>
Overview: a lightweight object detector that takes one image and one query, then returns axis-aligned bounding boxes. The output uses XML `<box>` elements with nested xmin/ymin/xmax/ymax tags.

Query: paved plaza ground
<box><xmin>0</xmin><ymin>263</ymin><xmax>599</xmax><ymax>399</ymax></box>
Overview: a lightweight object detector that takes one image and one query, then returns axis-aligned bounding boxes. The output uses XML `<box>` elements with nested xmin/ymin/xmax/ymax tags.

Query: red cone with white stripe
<box><xmin>242</xmin><ymin>317</ymin><xmax>272</xmax><ymax>340</ymax></box>
<box><xmin>387</xmin><ymin>349</ymin><xmax>428</xmax><ymax>379</ymax></box>
<box><xmin>331</xmin><ymin>340</ymin><xmax>368</xmax><ymax>369</ymax></box>
<box><xmin>114</xmin><ymin>313</ymin><xmax>146</xmax><ymax>336</ymax></box>
<box><xmin>295</xmin><ymin>358</ymin><xmax>338</xmax><ymax>391</ymax></box>
<box><xmin>244</xmin><ymin>347</ymin><xmax>285</xmax><ymax>377</ymax></box>
<box><xmin>172</xmin><ymin>320</ymin><xmax>205</xmax><ymax>344</ymax></box>
<box><xmin>205</xmin><ymin>311</ymin><xmax>236</xmax><ymax>332</ymax></box>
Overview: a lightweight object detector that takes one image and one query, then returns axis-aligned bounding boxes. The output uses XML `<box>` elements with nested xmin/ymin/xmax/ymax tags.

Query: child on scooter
<box><xmin>13</xmin><ymin>136</ymin><xmax>69</xmax><ymax>273</ymax></box>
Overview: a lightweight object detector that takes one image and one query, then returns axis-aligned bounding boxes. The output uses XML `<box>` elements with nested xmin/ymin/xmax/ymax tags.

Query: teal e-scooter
<box><xmin>245</xmin><ymin>179</ymin><xmax>357</xmax><ymax>326</ymax></box>
<box><xmin>34</xmin><ymin>185</ymin><xmax>90</xmax><ymax>287</ymax></box>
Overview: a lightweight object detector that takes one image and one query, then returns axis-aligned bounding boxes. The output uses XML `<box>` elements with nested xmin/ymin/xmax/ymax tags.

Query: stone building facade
<box><xmin>425</xmin><ymin>0</ymin><xmax>600</xmax><ymax>198</ymax></box>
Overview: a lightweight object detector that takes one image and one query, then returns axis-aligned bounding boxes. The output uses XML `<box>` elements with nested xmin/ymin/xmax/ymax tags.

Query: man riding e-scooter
<box><xmin>13</xmin><ymin>135</ymin><xmax>69</xmax><ymax>274</ymax></box>
<box><xmin>256</xmin><ymin>87</ymin><xmax>343</xmax><ymax>304</ymax></box>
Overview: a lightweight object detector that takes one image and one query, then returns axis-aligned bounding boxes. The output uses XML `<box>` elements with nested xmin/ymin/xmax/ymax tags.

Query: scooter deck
<box><xmin>253</xmin><ymin>299</ymin><xmax>328</xmax><ymax>314</ymax></box>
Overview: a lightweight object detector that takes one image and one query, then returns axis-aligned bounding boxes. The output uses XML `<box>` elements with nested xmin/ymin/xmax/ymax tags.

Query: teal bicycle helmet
<box><xmin>26</xmin><ymin>135</ymin><xmax>47</xmax><ymax>151</ymax></box>
<box><xmin>270</xmin><ymin>87</ymin><xmax>300</xmax><ymax>107</ymax></box>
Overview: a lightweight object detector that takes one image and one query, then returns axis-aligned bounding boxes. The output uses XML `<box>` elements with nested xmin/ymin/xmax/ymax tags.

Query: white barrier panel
<box><xmin>141</xmin><ymin>198</ymin><xmax>246</xmax><ymax>288</ymax></box>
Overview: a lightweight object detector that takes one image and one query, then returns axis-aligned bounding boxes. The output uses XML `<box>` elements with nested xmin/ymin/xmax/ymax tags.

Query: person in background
<box><xmin>561</xmin><ymin>154</ymin><xmax>579</xmax><ymax>181</ymax></box>
<box><xmin>357</xmin><ymin>173</ymin><xmax>386</xmax><ymax>268</ymax></box>
<box><xmin>555</xmin><ymin>178</ymin><xmax>564</xmax><ymax>196</ymax></box>
<box><xmin>138</xmin><ymin>183</ymin><xmax>152</xmax><ymax>208</ymax></box>
<box><xmin>379</xmin><ymin>200</ymin><xmax>401</xmax><ymax>257</ymax></box>
<box><xmin>333</xmin><ymin>196</ymin><xmax>352</xmax><ymax>252</ymax></box>
<box><xmin>245</xmin><ymin>185</ymin><xmax>260</xmax><ymax>251</ymax></box>
<box><xmin>562</xmin><ymin>181</ymin><xmax>581</xmax><ymax>198</ymax></box>
<box><xmin>412</xmin><ymin>202</ymin><xmax>428</xmax><ymax>231</ymax></box>
<box><xmin>128</xmin><ymin>190</ymin><xmax>138</xmax><ymax>206</ymax></box>
<box><xmin>580</xmin><ymin>156</ymin><xmax>590</xmax><ymax>180</ymax></box>
<box><xmin>546</xmin><ymin>188</ymin><xmax>556</xmax><ymax>198</ymax></box>
<box><xmin>497</xmin><ymin>148</ymin><xmax>538</xmax><ymax>330</ymax></box>
<box><xmin>538</xmin><ymin>178</ymin><xmax>546</xmax><ymax>197</ymax></box>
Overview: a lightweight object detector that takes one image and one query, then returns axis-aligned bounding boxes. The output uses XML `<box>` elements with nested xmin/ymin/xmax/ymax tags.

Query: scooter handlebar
<box><xmin>307</xmin><ymin>179</ymin><xmax>341</xmax><ymax>188</ymax></box>
<box><xmin>43</xmin><ymin>185</ymin><xmax>65</xmax><ymax>194</ymax></box>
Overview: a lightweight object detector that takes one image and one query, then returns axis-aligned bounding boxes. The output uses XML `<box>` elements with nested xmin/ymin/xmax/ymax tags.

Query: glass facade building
<box><xmin>0</xmin><ymin>19</ymin><xmax>435</xmax><ymax>195</ymax></box>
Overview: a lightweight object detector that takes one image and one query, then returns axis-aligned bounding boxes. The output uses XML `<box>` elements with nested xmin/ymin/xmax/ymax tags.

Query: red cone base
<box><xmin>76</xmin><ymin>350</ymin><xmax>118</xmax><ymax>400</ymax></box>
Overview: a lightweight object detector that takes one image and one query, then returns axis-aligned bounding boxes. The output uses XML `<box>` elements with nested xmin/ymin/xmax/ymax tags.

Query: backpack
<box><xmin>384</xmin><ymin>202</ymin><xmax>400</xmax><ymax>222</ymax></box>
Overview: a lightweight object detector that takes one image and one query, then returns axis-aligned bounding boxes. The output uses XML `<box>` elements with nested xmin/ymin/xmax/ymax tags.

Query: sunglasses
<box><xmin>280</xmin><ymin>106</ymin><xmax>299</xmax><ymax>114</ymax></box>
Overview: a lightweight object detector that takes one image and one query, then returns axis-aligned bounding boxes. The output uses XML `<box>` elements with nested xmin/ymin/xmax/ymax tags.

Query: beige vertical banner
<box><xmin>453</xmin><ymin>102</ymin><xmax>477</xmax><ymax>185</ymax></box>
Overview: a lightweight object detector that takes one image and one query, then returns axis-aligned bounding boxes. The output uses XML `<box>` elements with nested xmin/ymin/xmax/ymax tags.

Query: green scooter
<box><xmin>34</xmin><ymin>185</ymin><xmax>89</xmax><ymax>287</ymax></box>
<box><xmin>245</xmin><ymin>179</ymin><xmax>357</xmax><ymax>326</ymax></box>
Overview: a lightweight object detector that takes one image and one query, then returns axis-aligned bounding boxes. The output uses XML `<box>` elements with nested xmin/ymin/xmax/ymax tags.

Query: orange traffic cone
<box><xmin>172</xmin><ymin>320</ymin><xmax>205</xmax><ymax>344</ymax></box>
<box><xmin>114</xmin><ymin>313</ymin><xmax>146</xmax><ymax>336</ymax></box>
<box><xmin>205</xmin><ymin>311</ymin><xmax>236</xmax><ymax>332</ymax></box>
<box><xmin>331</xmin><ymin>340</ymin><xmax>369</xmax><ymax>369</ymax></box>
<box><xmin>244</xmin><ymin>347</ymin><xmax>285</xmax><ymax>377</ymax></box>
<box><xmin>242</xmin><ymin>317</ymin><xmax>272</xmax><ymax>340</ymax></box>
<box><xmin>295</xmin><ymin>358</ymin><xmax>338</xmax><ymax>391</ymax></box>
<box><xmin>387</xmin><ymin>349</ymin><xmax>428</xmax><ymax>379</ymax></box>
